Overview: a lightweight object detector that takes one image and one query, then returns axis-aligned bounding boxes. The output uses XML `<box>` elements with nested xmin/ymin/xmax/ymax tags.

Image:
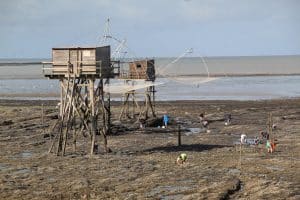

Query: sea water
<box><xmin>1</xmin><ymin>55</ymin><xmax>300</xmax><ymax>78</ymax></box>
<box><xmin>0</xmin><ymin>75</ymin><xmax>299</xmax><ymax>101</ymax></box>
<box><xmin>0</xmin><ymin>56</ymin><xmax>299</xmax><ymax>100</ymax></box>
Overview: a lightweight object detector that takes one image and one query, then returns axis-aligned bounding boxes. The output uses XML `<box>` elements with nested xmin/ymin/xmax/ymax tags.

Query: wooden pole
<box><xmin>144</xmin><ymin>92</ymin><xmax>149</xmax><ymax>119</ymax></box>
<box><xmin>152</xmin><ymin>85</ymin><xmax>156</xmax><ymax>117</ymax></box>
<box><xmin>132</xmin><ymin>93</ymin><xmax>135</xmax><ymax>118</ymax></box>
<box><xmin>291</xmin><ymin>131</ymin><xmax>295</xmax><ymax>168</ymax></box>
<box><xmin>269</xmin><ymin>113</ymin><xmax>273</xmax><ymax>142</ymax></box>
<box><xmin>89</xmin><ymin>79</ymin><xmax>97</xmax><ymax>155</ymax></box>
<box><xmin>178</xmin><ymin>125</ymin><xmax>181</xmax><ymax>146</ymax></box>
<box><xmin>48</xmin><ymin>122</ymin><xmax>60</xmax><ymax>154</ymax></box>
<box><xmin>60</xmin><ymin>80</ymin><xmax>63</xmax><ymax>116</ymax></box>
<box><xmin>101</xmin><ymin>79</ymin><xmax>109</xmax><ymax>153</ymax></box>
<box><xmin>72</xmin><ymin>109</ymin><xmax>77</xmax><ymax>153</ymax></box>
<box><xmin>41</xmin><ymin>103</ymin><xmax>45</xmax><ymax>135</ymax></box>
<box><xmin>239</xmin><ymin>143</ymin><xmax>242</xmax><ymax>170</ymax></box>
<box><xmin>56</xmin><ymin>79</ymin><xmax>70</xmax><ymax>156</ymax></box>
<box><xmin>107</xmin><ymin>79</ymin><xmax>111</xmax><ymax>135</ymax></box>
<box><xmin>119</xmin><ymin>93</ymin><xmax>130</xmax><ymax>120</ymax></box>
<box><xmin>147</xmin><ymin>92</ymin><xmax>155</xmax><ymax>118</ymax></box>
<box><xmin>56</xmin><ymin>123</ymin><xmax>64</xmax><ymax>156</ymax></box>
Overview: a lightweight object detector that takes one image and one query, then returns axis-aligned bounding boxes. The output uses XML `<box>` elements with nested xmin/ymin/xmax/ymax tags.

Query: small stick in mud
<box><xmin>239</xmin><ymin>142</ymin><xmax>242</xmax><ymax>170</ymax></box>
<box><xmin>41</xmin><ymin>103</ymin><xmax>45</xmax><ymax>135</ymax></box>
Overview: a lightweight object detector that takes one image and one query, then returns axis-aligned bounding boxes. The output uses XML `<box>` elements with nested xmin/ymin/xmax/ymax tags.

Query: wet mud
<box><xmin>0</xmin><ymin>99</ymin><xmax>299</xmax><ymax>199</ymax></box>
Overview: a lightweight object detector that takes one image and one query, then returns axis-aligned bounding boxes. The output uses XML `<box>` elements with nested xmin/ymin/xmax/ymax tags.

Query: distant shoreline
<box><xmin>0</xmin><ymin>62</ymin><xmax>43</xmax><ymax>66</ymax></box>
<box><xmin>0</xmin><ymin>55</ymin><xmax>300</xmax><ymax>78</ymax></box>
<box><xmin>1</xmin><ymin>91</ymin><xmax>300</xmax><ymax>101</ymax></box>
<box><xmin>158</xmin><ymin>73</ymin><xmax>300</xmax><ymax>78</ymax></box>
<box><xmin>1</xmin><ymin>54</ymin><xmax>300</xmax><ymax>60</ymax></box>
<box><xmin>1</xmin><ymin>98</ymin><xmax>300</xmax><ymax>105</ymax></box>
<box><xmin>0</xmin><ymin>73</ymin><xmax>300</xmax><ymax>80</ymax></box>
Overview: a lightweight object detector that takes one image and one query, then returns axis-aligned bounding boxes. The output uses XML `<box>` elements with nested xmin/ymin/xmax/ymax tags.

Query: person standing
<box><xmin>163</xmin><ymin>114</ymin><xmax>169</xmax><ymax>128</ymax></box>
<box><xmin>199</xmin><ymin>113</ymin><xmax>209</xmax><ymax>128</ymax></box>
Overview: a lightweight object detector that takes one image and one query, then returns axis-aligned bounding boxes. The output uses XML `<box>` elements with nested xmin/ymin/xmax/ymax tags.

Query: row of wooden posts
<box><xmin>42</xmin><ymin>77</ymin><xmax>158</xmax><ymax>156</ymax></box>
<box><xmin>41</xmin><ymin>97</ymin><xmax>182</xmax><ymax>156</ymax></box>
<box><xmin>43</xmin><ymin>77</ymin><xmax>110</xmax><ymax>156</ymax></box>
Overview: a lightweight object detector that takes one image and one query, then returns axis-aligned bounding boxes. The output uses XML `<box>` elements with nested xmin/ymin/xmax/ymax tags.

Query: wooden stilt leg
<box><xmin>72</xmin><ymin>110</ymin><xmax>77</xmax><ymax>153</ymax></box>
<box><xmin>89</xmin><ymin>79</ymin><xmax>96</xmax><ymax>155</ymax></box>
<box><xmin>56</xmin><ymin>123</ymin><xmax>64</xmax><ymax>156</ymax></box>
<box><xmin>48</xmin><ymin>120</ymin><xmax>60</xmax><ymax>154</ymax></box>
<box><xmin>119</xmin><ymin>93</ymin><xmax>130</xmax><ymax>120</ymax></box>
<box><xmin>47</xmin><ymin>74</ymin><xmax>112</xmax><ymax>156</ymax></box>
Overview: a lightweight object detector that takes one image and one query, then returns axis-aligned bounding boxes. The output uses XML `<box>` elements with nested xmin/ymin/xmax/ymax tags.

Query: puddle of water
<box><xmin>0</xmin><ymin>163</ymin><xmax>9</xmax><ymax>171</ymax></box>
<box><xmin>20</xmin><ymin>152</ymin><xmax>33</xmax><ymax>158</ymax></box>
<box><xmin>266</xmin><ymin>166</ymin><xmax>284</xmax><ymax>171</ymax></box>
<box><xmin>244</xmin><ymin>157</ymin><xmax>255</xmax><ymax>161</ymax></box>
<box><xmin>147</xmin><ymin>185</ymin><xmax>190</xmax><ymax>197</ymax></box>
<box><xmin>11</xmin><ymin>152</ymin><xmax>33</xmax><ymax>159</ymax></box>
<box><xmin>180</xmin><ymin>179</ymin><xmax>195</xmax><ymax>184</ymax></box>
<box><xmin>48</xmin><ymin>177</ymin><xmax>56</xmax><ymax>182</ymax></box>
<box><xmin>189</xmin><ymin>128</ymin><xmax>201</xmax><ymax>134</ymax></box>
<box><xmin>13</xmin><ymin>168</ymin><xmax>31</xmax><ymax>175</ymax></box>
<box><xmin>184</xmin><ymin>127</ymin><xmax>206</xmax><ymax>136</ymax></box>
<box><xmin>162</xmin><ymin>194</ymin><xmax>185</xmax><ymax>200</ymax></box>
<box><xmin>228</xmin><ymin>168</ymin><xmax>241</xmax><ymax>175</ymax></box>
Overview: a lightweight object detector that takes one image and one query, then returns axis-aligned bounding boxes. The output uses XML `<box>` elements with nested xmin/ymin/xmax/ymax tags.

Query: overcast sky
<box><xmin>0</xmin><ymin>0</ymin><xmax>299</xmax><ymax>58</ymax></box>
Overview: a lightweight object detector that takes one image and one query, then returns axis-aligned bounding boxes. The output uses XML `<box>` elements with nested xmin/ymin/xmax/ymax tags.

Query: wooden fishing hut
<box><xmin>43</xmin><ymin>46</ymin><xmax>113</xmax><ymax>156</ymax></box>
<box><xmin>118</xmin><ymin>59</ymin><xmax>156</xmax><ymax>120</ymax></box>
<box><xmin>128</xmin><ymin>59</ymin><xmax>155</xmax><ymax>81</ymax></box>
<box><xmin>45</xmin><ymin>46</ymin><xmax>112</xmax><ymax>79</ymax></box>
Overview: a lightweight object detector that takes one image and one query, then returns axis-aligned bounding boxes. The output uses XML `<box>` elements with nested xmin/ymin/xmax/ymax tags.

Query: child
<box><xmin>241</xmin><ymin>134</ymin><xmax>247</xmax><ymax>144</ymax></box>
<box><xmin>224</xmin><ymin>113</ymin><xmax>232</xmax><ymax>126</ymax></box>
<box><xmin>139</xmin><ymin>118</ymin><xmax>146</xmax><ymax>129</ymax></box>
<box><xmin>177</xmin><ymin>153</ymin><xmax>187</xmax><ymax>165</ymax></box>
<box><xmin>163</xmin><ymin>114</ymin><xmax>169</xmax><ymax>128</ymax></box>
<box><xmin>199</xmin><ymin>113</ymin><xmax>209</xmax><ymax>128</ymax></box>
<box><xmin>266</xmin><ymin>140</ymin><xmax>276</xmax><ymax>153</ymax></box>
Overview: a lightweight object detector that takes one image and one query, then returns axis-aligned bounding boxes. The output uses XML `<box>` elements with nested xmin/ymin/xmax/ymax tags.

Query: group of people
<box><xmin>199</xmin><ymin>113</ymin><xmax>232</xmax><ymax>128</ymax></box>
<box><xmin>149</xmin><ymin>111</ymin><xmax>277</xmax><ymax>165</ymax></box>
<box><xmin>240</xmin><ymin>131</ymin><xmax>277</xmax><ymax>153</ymax></box>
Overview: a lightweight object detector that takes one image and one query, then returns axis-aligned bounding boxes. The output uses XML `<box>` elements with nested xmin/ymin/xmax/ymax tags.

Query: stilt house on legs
<box><xmin>118</xmin><ymin>59</ymin><xmax>156</xmax><ymax>120</ymax></box>
<box><xmin>43</xmin><ymin>46</ymin><xmax>113</xmax><ymax>155</ymax></box>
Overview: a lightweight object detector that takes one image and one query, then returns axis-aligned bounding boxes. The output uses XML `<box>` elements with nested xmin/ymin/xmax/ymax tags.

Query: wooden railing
<box><xmin>42</xmin><ymin>61</ymin><xmax>108</xmax><ymax>77</ymax></box>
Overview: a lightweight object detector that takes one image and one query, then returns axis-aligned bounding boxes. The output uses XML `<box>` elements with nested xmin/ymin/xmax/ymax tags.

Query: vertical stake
<box><xmin>178</xmin><ymin>125</ymin><xmax>181</xmax><ymax>146</ymax></box>
<box><xmin>89</xmin><ymin>79</ymin><xmax>96</xmax><ymax>155</ymax></box>
<box><xmin>239</xmin><ymin>143</ymin><xmax>242</xmax><ymax>170</ymax></box>
<box><xmin>41</xmin><ymin>103</ymin><xmax>45</xmax><ymax>135</ymax></box>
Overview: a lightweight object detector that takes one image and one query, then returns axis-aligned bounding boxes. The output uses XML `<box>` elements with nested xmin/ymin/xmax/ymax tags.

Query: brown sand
<box><xmin>0</xmin><ymin>99</ymin><xmax>299</xmax><ymax>199</ymax></box>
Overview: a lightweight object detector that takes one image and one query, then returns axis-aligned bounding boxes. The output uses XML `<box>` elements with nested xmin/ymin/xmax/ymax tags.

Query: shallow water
<box><xmin>147</xmin><ymin>185</ymin><xmax>191</xmax><ymax>198</ymax></box>
<box><xmin>19</xmin><ymin>152</ymin><xmax>33</xmax><ymax>159</ymax></box>
<box><xmin>1</xmin><ymin>56</ymin><xmax>300</xmax><ymax>100</ymax></box>
<box><xmin>0</xmin><ymin>163</ymin><xmax>9</xmax><ymax>171</ymax></box>
<box><xmin>157</xmin><ymin>76</ymin><xmax>300</xmax><ymax>100</ymax></box>
<box><xmin>0</xmin><ymin>75</ymin><xmax>299</xmax><ymax>101</ymax></box>
<box><xmin>12</xmin><ymin>168</ymin><xmax>31</xmax><ymax>175</ymax></box>
<box><xmin>184</xmin><ymin>128</ymin><xmax>205</xmax><ymax>136</ymax></box>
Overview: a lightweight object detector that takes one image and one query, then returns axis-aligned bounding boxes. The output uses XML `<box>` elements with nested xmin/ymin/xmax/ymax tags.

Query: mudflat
<box><xmin>0</xmin><ymin>99</ymin><xmax>299</xmax><ymax>199</ymax></box>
